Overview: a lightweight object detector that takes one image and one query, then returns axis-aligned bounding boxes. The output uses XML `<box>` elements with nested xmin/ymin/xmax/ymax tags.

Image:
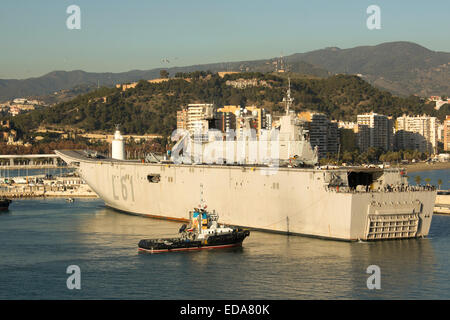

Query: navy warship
<box><xmin>56</xmin><ymin>82</ymin><xmax>436</xmax><ymax>241</ymax></box>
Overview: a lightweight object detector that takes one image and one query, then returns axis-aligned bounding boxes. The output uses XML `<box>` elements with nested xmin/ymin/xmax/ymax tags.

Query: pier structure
<box><xmin>435</xmin><ymin>191</ymin><xmax>450</xmax><ymax>214</ymax></box>
<box><xmin>0</xmin><ymin>172</ymin><xmax>97</xmax><ymax>199</ymax></box>
<box><xmin>0</xmin><ymin>154</ymin><xmax>62</xmax><ymax>168</ymax></box>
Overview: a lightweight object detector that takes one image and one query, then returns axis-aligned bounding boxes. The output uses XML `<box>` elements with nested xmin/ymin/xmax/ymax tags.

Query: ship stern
<box><xmin>349</xmin><ymin>190</ymin><xmax>436</xmax><ymax>241</ymax></box>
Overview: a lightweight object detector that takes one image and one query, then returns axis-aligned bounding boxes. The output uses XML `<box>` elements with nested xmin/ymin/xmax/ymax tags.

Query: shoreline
<box><xmin>402</xmin><ymin>162</ymin><xmax>450</xmax><ymax>173</ymax></box>
<box><xmin>0</xmin><ymin>166</ymin><xmax>68</xmax><ymax>170</ymax></box>
<box><xmin>0</xmin><ymin>194</ymin><xmax>98</xmax><ymax>199</ymax></box>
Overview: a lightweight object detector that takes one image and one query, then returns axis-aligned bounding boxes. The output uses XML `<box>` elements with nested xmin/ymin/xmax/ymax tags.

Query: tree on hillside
<box><xmin>160</xmin><ymin>70</ymin><xmax>169</xmax><ymax>79</ymax></box>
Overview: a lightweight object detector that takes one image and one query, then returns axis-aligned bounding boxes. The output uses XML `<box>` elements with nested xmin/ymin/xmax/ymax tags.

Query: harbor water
<box><xmin>0</xmin><ymin>169</ymin><xmax>449</xmax><ymax>299</ymax></box>
<box><xmin>407</xmin><ymin>169</ymin><xmax>450</xmax><ymax>189</ymax></box>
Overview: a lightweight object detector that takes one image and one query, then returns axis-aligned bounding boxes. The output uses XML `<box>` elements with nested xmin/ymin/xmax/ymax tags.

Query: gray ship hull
<box><xmin>56</xmin><ymin>150</ymin><xmax>436</xmax><ymax>241</ymax></box>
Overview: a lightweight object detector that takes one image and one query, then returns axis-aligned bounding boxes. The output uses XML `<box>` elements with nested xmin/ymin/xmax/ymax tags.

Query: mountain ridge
<box><xmin>1</xmin><ymin>41</ymin><xmax>449</xmax><ymax>101</ymax></box>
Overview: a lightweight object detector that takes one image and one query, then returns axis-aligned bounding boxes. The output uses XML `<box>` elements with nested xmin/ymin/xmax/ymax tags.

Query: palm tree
<box><xmin>414</xmin><ymin>175</ymin><xmax>421</xmax><ymax>186</ymax></box>
<box><xmin>424</xmin><ymin>178</ymin><xmax>431</xmax><ymax>185</ymax></box>
<box><xmin>437</xmin><ymin>179</ymin><xmax>443</xmax><ymax>190</ymax></box>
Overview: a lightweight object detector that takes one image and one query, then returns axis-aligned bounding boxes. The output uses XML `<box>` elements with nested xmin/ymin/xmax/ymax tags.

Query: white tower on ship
<box><xmin>111</xmin><ymin>125</ymin><xmax>125</xmax><ymax>160</ymax></box>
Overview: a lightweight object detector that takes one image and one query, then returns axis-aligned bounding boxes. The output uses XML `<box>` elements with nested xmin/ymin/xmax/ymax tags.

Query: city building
<box><xmin>178</xmin><ymin>104</ymin><xmax>271</xmax><ymax>140</ymax></box>
<box><xmin>3</xmin><ymin>99</ymin><xmax>41</xmax><ymax>117</ymax></box>
<box><xmin>184</xmin><ymin>104</ymin><xmax>216</xmax><ymax>138</ymax></box>
<box><xmin>437</xmin><ymin>122</ymin><xmax>445</xmax><ymax>143</ymax></box>
<box><xmin>356</xmin><ymin>112</ymin><xmax>393</xmax><ymax>152</ymax></box>
<box><xmin>225</xmin><ymin>78</ymin><xmax>269</xmax><ymax>89</ymax></box>
<box><xmin>395</xmin><ymin>114</ymin><xmax>438</xmax><ymax>153</ymax></box>
<box><xmin>298</xmin><ymin>112</ymin><xmax>339</xmax><ymax>158</ymax></box>
<box><xmin>176</xmin><ymin>109</ymin><xmax>188</xmax><ymax>130</ymax></box>
<box><xmin>216</xmin><ymin>105</ymin><xmax>238</xmax><ymax>134</ymax></box>
<box><xmin>79</xmin><ymin>133</ymin><xmax>162</xmax><ymax>144</ymax></box>
<box><xmin>337</xmin><ymin>121</ymin><xmax>357</xmax><ymax>130</ymax></box>
<box><xmin>217</xmin><ymin>71</ymin><xmax>239</xmax><ymax>78</ymax></box>
<box><xmin>244</xmin><ymin>106</ymin><xmax>271</xmax><ymax>136</ymax></box>
<box><xmin>428</xmin><ymin>96</ymin><xmax>450</xmax><ymax>110</ymax></box>
<box><xmin>216</xmin><ymin>105</ymin><xmax>271</xmax><ymax>138</ymax></box>
<box><xmin>116</xmin><ymin>78</ymin><xmax>171</xmax><ymax>91</ymax></box>
<box><xmin>13</xmin><ymin>98</ymin><xmax>27</xmax><ymax>104</ymax></box>
<box><xmin>444</xmin><ymin>115</ymin><xmax>450</xmax><ymax>151</ymax></box>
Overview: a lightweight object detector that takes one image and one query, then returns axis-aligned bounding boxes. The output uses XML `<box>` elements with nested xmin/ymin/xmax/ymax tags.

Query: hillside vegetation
<box><xmin>4</xmin><ymin>72</ymin><xmax>448</xmax><ymax>138</ymax></box>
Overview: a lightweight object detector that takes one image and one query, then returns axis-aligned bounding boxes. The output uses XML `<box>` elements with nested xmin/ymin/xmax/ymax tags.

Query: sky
<box><xmin>1</xmin><ymin>0</ymin><xmax>449</xmax><ymax>79</ymax></box>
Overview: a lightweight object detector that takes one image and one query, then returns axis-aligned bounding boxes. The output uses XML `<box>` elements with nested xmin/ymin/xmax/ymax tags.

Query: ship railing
<box><xmin>326</xmin><ymin>185</ymin><xmax>436</xmax><ymax>193</ymax></box>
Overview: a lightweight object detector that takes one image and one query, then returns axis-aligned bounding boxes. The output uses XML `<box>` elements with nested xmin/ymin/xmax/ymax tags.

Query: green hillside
<box><xmin>4</xmin><ymin>72</ymin><xmax>448</xmax><ymax>138</ymax></box>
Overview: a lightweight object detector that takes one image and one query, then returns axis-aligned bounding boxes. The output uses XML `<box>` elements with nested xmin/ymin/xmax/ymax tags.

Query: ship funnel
<box><xmin>112</xmin><ymin>125</ymin><xmax>125</xmax><ymax>160</ymax></box>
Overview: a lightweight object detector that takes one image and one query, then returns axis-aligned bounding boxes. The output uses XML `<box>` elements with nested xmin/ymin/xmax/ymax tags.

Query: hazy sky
<box><xmin>1</xmin><ymin>0</ymin><xmax>449</xmax><ymax>79</ymax></box>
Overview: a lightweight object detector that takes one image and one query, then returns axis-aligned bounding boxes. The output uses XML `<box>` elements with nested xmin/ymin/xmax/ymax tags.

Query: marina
<box><xmin>0</xmin><ymin>174</ymin><xmax>97</xmax><ymax>199</ymax></box>
<box><xmin>0</xmin><ymin>167</ymin><xmax>97</xmax><ymax>199</ymax></box>
<box><xmin>0</xmin><ymin>154</ymin><xmax>62</xmax><ymax>168</ymax></box>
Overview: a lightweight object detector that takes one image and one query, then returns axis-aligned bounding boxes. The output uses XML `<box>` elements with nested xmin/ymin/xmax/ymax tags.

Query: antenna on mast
<box><xmin>282</xmin><ymin>77</ymin><xmax>294</xmax><ymax>115</ymax></box>
<box><xmin>199</xmin><ymin>183</ymin><xmax>207</xmax><ymax>210</ymax></box>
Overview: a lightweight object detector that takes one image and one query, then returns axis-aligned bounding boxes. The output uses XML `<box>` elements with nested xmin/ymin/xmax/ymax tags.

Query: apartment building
<box><xmin>298</xmin><ymin>112</ymin><xmax>339</xmax><ymax>158</ymax></box>
<box><xmin>216</xmin><ymin>105</ymin><xmax>271</xmax><ymax>138</ymax></box>
<box><xmin>356</xmin><ymin>112</ymin><xmax>393</xmax><ymax>152</ymax></box>
<box><xmin>395</xmin><ymin>114</ymin><xmax>438</xmax><ymax>153</ymax></box>
<box><xmin>444</xmin><ymin>115</ymin><xmax>450</xmax><ymax>151</ymax></box>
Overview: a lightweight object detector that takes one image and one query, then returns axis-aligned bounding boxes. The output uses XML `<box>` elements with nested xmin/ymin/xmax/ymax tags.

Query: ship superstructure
<box><xmin>170</xmin><ymin>79</ymin><xmax>317</xmax><ymax>167</ymax></box>
<box><xmin>55</xmin><ymin>80</ymin><xmax>436</xmax><ymax>241</ymax></box>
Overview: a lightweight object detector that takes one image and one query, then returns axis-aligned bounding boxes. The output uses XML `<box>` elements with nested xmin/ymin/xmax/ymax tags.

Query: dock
<box><xmin>0</xmin><ymin>175</ymin><xmax>98</xmax><ymax>199</ymax></box>
<box><xmin>434</xmin><ymin>191</ymin><xmax>450</xmax><ymax>214</ymax></box>
<box><xmin>0</xmin><ymin>154</ymin><xmax>61</xmax><ymax>167</ymax></box>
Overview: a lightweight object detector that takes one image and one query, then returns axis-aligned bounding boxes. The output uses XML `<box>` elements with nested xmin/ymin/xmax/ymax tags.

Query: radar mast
<box><xmin>282</xmin><ymin>77</ymin><xmax>294</xmax><ymax>115</ymax></box>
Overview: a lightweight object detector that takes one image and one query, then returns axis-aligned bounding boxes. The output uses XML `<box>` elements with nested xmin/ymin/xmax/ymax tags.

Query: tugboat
<box><xmin>138</xmin><ymin>206</ymin><xmax>250</xmax><ymax>253</ymax></box>
<box><xmin>0</xmin><ymin>198</ymin><xmax>11</xmax><ymax>212</ymax></box>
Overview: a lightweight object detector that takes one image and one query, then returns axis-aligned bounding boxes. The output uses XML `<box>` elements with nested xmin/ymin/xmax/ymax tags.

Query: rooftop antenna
<box><xmin>282</xmin><ymin>77</ymin><xmax>294</xmax><ymax>115</ymax></box>
<box><xmin>280</xmin><ymin>52</ymin><xmax>284</xmax><ymax>72</ymax></box>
